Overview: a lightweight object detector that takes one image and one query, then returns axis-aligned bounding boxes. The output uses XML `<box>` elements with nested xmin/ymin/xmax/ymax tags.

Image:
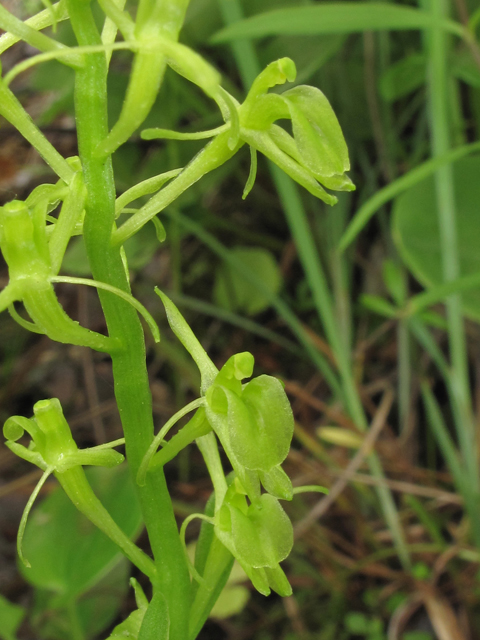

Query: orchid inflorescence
<box><xmin>1</xmin><ymin>1</ymin><xmax>350</xmax><ymax>637</ymax></box>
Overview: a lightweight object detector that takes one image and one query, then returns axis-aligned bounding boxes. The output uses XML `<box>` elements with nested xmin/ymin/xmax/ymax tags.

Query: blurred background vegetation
<box><xmin>2</xmin><ymin>0</ymin><xmax>480</xmax><ymax>638</ymax></box>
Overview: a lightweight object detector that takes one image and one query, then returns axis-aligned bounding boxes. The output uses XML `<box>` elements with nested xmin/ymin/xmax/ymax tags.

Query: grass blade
<box><xmin>338</xmin><ymin>141</ymin><xmax>480</xmax><ymax>253</ymax></box>
<box><xmin>212</xmin><ymin>4</ymin><xmax>464</xmax><ymax>42</ymax></box>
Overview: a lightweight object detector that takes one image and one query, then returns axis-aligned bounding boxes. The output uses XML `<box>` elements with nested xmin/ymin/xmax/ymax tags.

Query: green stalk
<box><xmin>398</xmin><ymin>320</ymin><xmax>411</xmax><ymax>435</ymax></box>
<box><xmin>421</xmin><ymin>0</ymin><xmax>480</xmax><ymax>546</ymax></box>
<box><xmin>216</xmin><ymin>0</ymin><xmax>411</xmax><ymax>570</ymax></box>
<box><xmin>64</xmin><ymin>3</ymin><xmax>190</xmax><ymax>637</ymax></box>
<box><xmin>67</xmin><ymin>600</ymin><xmax>85</xmax><ymax>640</ymax></box>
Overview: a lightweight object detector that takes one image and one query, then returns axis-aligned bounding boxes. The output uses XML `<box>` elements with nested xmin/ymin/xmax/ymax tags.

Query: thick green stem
<box><xmin>65</xmin><ymin>3</ymin><xmax>190</xmax><ymax>637</ymax></box>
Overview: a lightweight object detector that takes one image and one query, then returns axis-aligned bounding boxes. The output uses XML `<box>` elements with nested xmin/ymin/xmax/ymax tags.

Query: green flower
<box><xmin>115</xmin><ymin>56</ymin><xmax>354</xmax><ymax>245</ymax></box>
<box><xmin>214</xmin><ymin>478</ymin><xmax>293</xmax><ymax>597</ymax></box>
<box><xmin>4</xmin><ymin>399</ymin><xmax>156</xmax><ymax>578</ymax></box>
<box><xmin>0</xmin><ymin>168</ymin><xmax>160</xmax><ymax>351</ymax></box>
<box><xmin>143</xmin><ymin>292</ymin><xmax>294</xmax><ymax>503</ymax></box>
<box><xmin>3</xmin><ymin>398</ymin><xmax>126</xmax><ymax>568</ymax></box>
<box><xmin>239</xmin><ymin>57</ymin><xmax>355</xmax><ymax>203</ymax></box>
<box><xmin>3</xmin><ymin>398</ymin><xmax>124</xmax><ymax>473</ymax></box>
<box><xmin>205</xmin><ymin>352</ymin><xmax>294</xmax><ymax>502</ymax></box>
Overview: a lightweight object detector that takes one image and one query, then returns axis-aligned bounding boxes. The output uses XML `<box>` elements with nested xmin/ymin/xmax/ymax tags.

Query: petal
<box><xmin>264</xmin><ymin>565</ymin><xmax>292</xmax><ymax>597</ymax></box>
<box><xmin>242</xmin><ymin>128</ymin><xmax>337</xmax><ymax>205</ymax></box>
<box><xmin>318</xmin><ymin>173</ymin><xmax>355</xmax><ymax>192</ymax></box>
<box><xmin>240</xmin><ymin>376</ymin><xmax>294</xmax><ymax>468</ymax></box>
<box><xmin>231</xmin><ymin>494</ymin><xmax>293</xmax><ymax>568</ymax></box>
<box><xmin>239</xmin><ymin>562</ymin><xmax>271</xmax><ymax>597</ymax></box>
<box><xmin>259</xmin><ymin>465</ymin><xmax>293</xmax><ymax>501</ymax></box>
<box><xmin>243</xmin><ymin>58</ymin><xmax>296</xmax><ymax>112</ymax></box>
<box><xmin>283</xmin><ymin>85</ymin><xmax>350</xmax><ymax>177</ymax></box>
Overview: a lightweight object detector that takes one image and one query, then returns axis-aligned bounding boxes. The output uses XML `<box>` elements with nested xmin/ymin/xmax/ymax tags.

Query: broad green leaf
<box><xmin>31</xmin><ymin>560</ymin><xmax>130</xmax><ymax>640</ymax></box>
<box><xmin>393</xmin><ymin>156</ymin><xmax>480</xmax><ymax>322</ymax></box>
<box><xmin>212</xmin><ymin>4</ymin><xmax>462</xmax><ymax>41</ymax></box>
<box><xmin>75</xmin><ymin>561</ymin><xmax>130</xmax><ymax>639</ymax></box>
<box><xmin>402</xmin><ymin>632</ymin><xmax>434</xmax><ymax>640</ymax></box>
<box><xmin>0</xmin><ymin>594</ymin><xmax>25</xmax><ymax>640</ymax></box>
<box><xmin>339</xmin><ymin>141</ymin><xmax>480</xmax><ymax>252</ymax></box>
<box><xmin>345</xmin><ymin>612</ymin><xmax>370</xmax><ymax>634</ymax></box>
<box><xmin>379</xmin><ymin>50</ymin><xmax>480</xmax><ymax>103</ymax></box>
<box><xmin>213</xmin><ymin>247</ymin><xmax>282</xmax><ymax>315</ymax></box>
<box><xmin>20</xmin><ymin>465</ymin><xmax>143</xmax><ymax>600</ymax></box>
<box><xmin>61</xmin><ymin>236</ymin><xmax>91</xmax><ymax>276</ymax></box>
<box><xmin>382</xmin><ymin>260</ymin><xmax>407</xmax><ymax>306</ymax></box>
<box><xmin>30</xmin><ymin>35</ymin><xmax>75</xmax><ymax>126</ymax></box>
<box><xmin>452</xmin><ymin>49</ymin><xmax>480</xmax><ymax>88</ymax></box>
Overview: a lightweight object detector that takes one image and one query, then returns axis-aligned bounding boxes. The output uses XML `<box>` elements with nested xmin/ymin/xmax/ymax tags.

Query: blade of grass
<box><xmin>420</xmin><ymin>381</ymin><xmax>465</xmax><ymax>497</ymax></box>
<box><xmin>338</xmin><ymin>140</ymin><xmax>480</xmax><ymax>253</ymax></box>
<box><xmin>404</xmin><ymin>495</ymin><xmax>445</xmax><ymax>546</ymax></box>
<box><xmin>420</xmin><ymin>0</ymin><xmax>480</xmax><ymax>546</ymax></box>
<box><xmin>408</xmin><ymin>316</ymin><xmax>470</xmax><ymax>464</ymax></box>
<box><xmin>407</xmin><ymin>272</ymin><xmax>480</xmax><ymax>316</ymax></box>
<box><xmin>212</xmin><ymin>4</ymin><xmax>464</xmax><ymax>42</ymax></box>
<box><xmin>408</xmin><ymin>317</ymin><xmax>450</xmax><ymax>382</ymax></box>
<box><xmin>324</xmin><ymin>196</ymin><xmax>353</xmax><ymax>352</ymax></box>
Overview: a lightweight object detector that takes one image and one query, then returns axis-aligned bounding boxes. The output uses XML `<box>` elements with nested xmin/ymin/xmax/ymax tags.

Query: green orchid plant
<box><xmin>0</xmin><ymin>1</ymin><xmax>350</xmax><ymax>638</ymax></box>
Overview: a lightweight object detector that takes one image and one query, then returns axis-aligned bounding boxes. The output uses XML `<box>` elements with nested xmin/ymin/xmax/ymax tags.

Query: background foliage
<box><xmin>2</xmin><ymin>0</ymin><xmax>480</xmax><ymax>638</ymax></box>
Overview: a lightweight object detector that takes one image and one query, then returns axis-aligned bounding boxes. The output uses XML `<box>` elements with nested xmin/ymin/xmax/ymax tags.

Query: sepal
<box><xmin>213</xmin><ymin>481</ymin><xmax>293</xmax><ymax>597</ymax></box>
